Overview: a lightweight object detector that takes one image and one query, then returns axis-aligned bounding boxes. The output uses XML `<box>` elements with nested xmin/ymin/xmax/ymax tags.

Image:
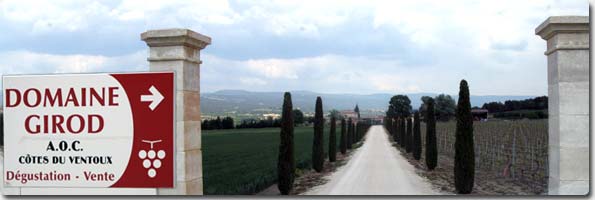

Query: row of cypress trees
<box><xmin>313</xmin><ymin>96</ymin><xmax>371</xmax><ymax>173</ymax></box>
<box><xmin>387</xmin><ymin>114</ymin><xmax>423</xmax><ymax>160</ymax></box>
<box><xmin>278</xmin><ymin>94</ymin><xmax>371</xmax><ymax>195</ymax></box>
<box><xmin>383</xmin><ymin>79</ymin><xmax>475</xmax><ymax>194</ymax></box>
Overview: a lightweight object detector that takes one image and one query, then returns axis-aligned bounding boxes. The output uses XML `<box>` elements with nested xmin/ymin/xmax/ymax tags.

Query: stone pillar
<box><xmin>535</xmin><ymin>16</ymin><xmax>589</xmax><ymax>195</ymax></box>
<box><xmin>141</xmin><ymin>29</ymin><xmax>211</xmax><ymax>195</ymax></box>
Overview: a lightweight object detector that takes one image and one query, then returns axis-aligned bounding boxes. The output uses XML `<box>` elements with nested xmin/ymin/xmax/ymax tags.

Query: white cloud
<box><xmin>110</xmin><ymin>0</ymin><xmax>241</xmax><ymax>25</ymax></box>
<box><xmin>0</xmin><ymin>0</ymin><xmax>587</xmax><ymax>96</ymax></box>
<box><xmin>201</xmin><ymin>53</ymin><xmax>528</xmax><ymax>95</ymax></box>
<box><xmin>239</xmin><ymin>77</ymin><xmax>267</xmax><ymax>86</ymax></box>
<box><xmin>2</xmin><ymin>0</ymin><xmax>110</xmax><ymax>33</ymax></box>
<box><xmin>213</xmin><ymin>47</ymin><xmax>554</xmax><ymax>96</ymax></box>
<box><xmin>245</xmin><ymin>59</ymin><xmax>299</xmax><ymax>79</ymax></box>
<box><xmin>1</xmin><ymin>0</ymin><xmax>586</xmax><ymax>41</ymax></box>
<box><xmin>0</xmin><ymin>50</ymin><xmax>147</xmax><ymax>75</ymax></box>
<box><xmin>368</xmin><ymin>74</ymin><xmax>422</xmax><ymax>93</ymax></box>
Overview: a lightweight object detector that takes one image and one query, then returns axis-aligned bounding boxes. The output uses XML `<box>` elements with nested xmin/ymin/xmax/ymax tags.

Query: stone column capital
<box><xmin>535</xmin><ymin>16</ymin><xmax>589</xmax><ymax>55</ymax></box>
<box><xmin>141</xmin><ymin>28</ymin><xmax>211</xmax><ymax>49</ymax></box>
<box><xmin>142</xmin><ymin>29</ymin><xmax>212</xmax><ymax>64</ymax></box>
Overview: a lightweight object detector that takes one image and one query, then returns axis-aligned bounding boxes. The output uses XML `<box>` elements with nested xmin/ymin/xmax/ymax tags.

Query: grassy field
<box><xmin>202</xmin><ymin>125</ymin><xmax>339</xmax><ymax>195</ymax></box>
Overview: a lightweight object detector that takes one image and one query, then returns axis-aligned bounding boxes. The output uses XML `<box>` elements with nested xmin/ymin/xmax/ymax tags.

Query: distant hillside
<box><xmin>200</xmin><ymin>90</ymin><xmax>535</xmax><ymax>115</ymax></box>
<box><xmin>0</xmin><ymin>90</ymin><xmax>535</xmax><ymax>115</ymax></box>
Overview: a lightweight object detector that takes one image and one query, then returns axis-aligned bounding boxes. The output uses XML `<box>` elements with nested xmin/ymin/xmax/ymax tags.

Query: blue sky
<box><xmin>0</xmin><ymin>0</ymin><xmax>588</xmax><ymax>95</ymax></box>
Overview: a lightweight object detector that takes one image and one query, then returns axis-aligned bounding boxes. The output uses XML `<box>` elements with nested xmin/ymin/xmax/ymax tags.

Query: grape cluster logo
<box><xmin>139</xmin><ymin>140</ymin><xmax>167</xmax><ymax>178</ymax></box>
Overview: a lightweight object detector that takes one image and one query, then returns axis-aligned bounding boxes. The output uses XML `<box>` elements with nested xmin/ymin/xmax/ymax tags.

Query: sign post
<box><xmin>3</xmin><ymin>72</ymin><xmax>175</xmax><ymax>188</ymax></box>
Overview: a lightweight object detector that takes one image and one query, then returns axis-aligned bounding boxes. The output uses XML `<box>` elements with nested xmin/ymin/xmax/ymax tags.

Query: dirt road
<box><xmin>303</xmin><ymin>125</ymin><xmax>440</xmax><ymax>195</ymax></box>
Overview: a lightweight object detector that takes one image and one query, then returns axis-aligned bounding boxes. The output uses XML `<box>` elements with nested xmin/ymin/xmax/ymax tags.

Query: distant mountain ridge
<box><xmin>0</xmin><ymin>90</ymin><xmax>536</xmax><ymax>115</ymax></box>
<box><xmin>200</xmin><ymin>90</ymin><xmax>536</xmax><ymax>114</ymax></box>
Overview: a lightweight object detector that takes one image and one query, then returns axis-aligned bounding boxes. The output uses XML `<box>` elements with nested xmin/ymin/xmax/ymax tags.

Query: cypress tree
<box><xmin>357</xmin><ymin>122</ymin><xmax>361</xmax><ymax>142</ymax></box>
<box><xmin>386</xmin><ymin>118</ymin><xmax>391</xmax><ymax>136</ymax></box>
<box><xmin>399</xmin><ymin>118</ymin><xmax>405</xmax><ymax>148</ymax></box>
<box><xmin>406</xmin><ymin>117</ymin><xmax>413</xmax><ymax>153</ymax></box>
<box><xmin>454</xmin><ymin>80</ymin><xmax>475</xmax><ymax>194</ymax></box>
<box><xmin>353</xmin><ymin>122</ymin><xmax>357</xmax><ymax>143</ymax></box>
<box><xmin>385</xmin><ymin>117</ymin><xmax>391</xmax><ymax>135</ymax></box>
<box><xmin>347</xmin><ymin>118</ymin><xmax>353</xmax><ymax>149</ymax></box>
<box><xmin>400</xmin><ymin>118</ymin><xmax>406</xmax><ymax>148</ymax></box>
<box><xmin>277</xmin><ymin>92</ymin><xmax>295</xmax><ymax>195</ymax></box>
<box><xmin>397</xmin><ymin>118</ymin><xmax>401</xmax><ymax>144</ymax></box>
<box><xmin>329</xmin><ymin>116</ymin><xmax>337</xmax><ymax>162</ymax></box>
<box><xmin>351</xmin><ymin>123</ymin><xmax>356</xmax><ymax>144</ymax></box>
<box><xmin>413</xmin><ymin>112</ymin><xmax>422</xmax><ymax>160</ymax></box>
<box><xmin>354</xmin><ymin>123</ymin><xmax>358</xmax><ymax>142</ymax></box>
<box><xmin>312</xmin><ymin>97</ymin><xmax>325</xmax><ymax>172</ymax></box>
<box><xmin>359</xmin><ymin>122</ymin><xmax>363</xmax><ymax>141</ymax></box>
<box><xmin>392</xmin><ymin>118</ymin><xmax>399</xmax><ymax>143</ymax></box>
<box><xmin>390</xmin><ymin>118</ymin><xmax>394</xmax><ymax>138</ymax></box>
<box><xmin>349</xmin><ymin>123</ymin><xmax>355</xmax><ymax>145</ymax></box>
<box><xmin>355</xmin><ymin>122</ymin><xmax>359</xmax><ymax>142</ymax></box>
<box><xmin>340</xmin><ymin>118</ymin><xmax>347</xmax><ymax>155</ymax></box>
<box><xmin>425</xmin><ymin>98</ymin><xmax>438</xmax><ymax>170</ymax></box>
<box><xmin>360</xmin><ymin>122</ymin><xmax>364</xmax><ymax>141</ymax></box>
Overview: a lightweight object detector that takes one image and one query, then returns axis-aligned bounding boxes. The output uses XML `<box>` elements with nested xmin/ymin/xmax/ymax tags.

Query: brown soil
<box><xmin>395</xmin><ymin>144</ymin><xmax>546</xmax><ymax>195</ymax></box>
<box><xmin>291</xmin><ymin>150</ymin><xmax>354</xmax><ymax>195</ymax></box>
<box><xmin>257</xmin><ymin>142</ymin><xmax>361</xmax><ymax>195</ymax></box>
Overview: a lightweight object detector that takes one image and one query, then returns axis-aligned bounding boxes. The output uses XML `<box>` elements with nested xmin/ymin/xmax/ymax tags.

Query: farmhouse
<box><xmin>262</xmin><ymin>113</ymin><xmax>281</xmax><ymax>120</ymax></box>
<box><xmin>471</xmin><ymin>109</ymin><xmax>488</xmax><ymax>121</ymax></box>
<box><xmin>339</xmin><ymin>110</ymin><xmax>358</xmax><ymax>119</ymax></box>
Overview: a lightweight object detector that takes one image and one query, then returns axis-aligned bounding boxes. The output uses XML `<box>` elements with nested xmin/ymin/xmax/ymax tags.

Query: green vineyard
<box><xmin>202</xmin><ymin>126</ymin><xmax>338</xmax><ymax>195</ymax></box>
<box><xmin>420</xmin><ymin>119</ymin><xmax>548</xmax><ymax>193</ymax></box>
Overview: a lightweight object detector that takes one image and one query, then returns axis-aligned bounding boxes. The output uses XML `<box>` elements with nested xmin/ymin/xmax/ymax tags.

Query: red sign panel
<box><xmin>3</xmin><ymin>72</ymin><xmax>174</xmax><ymax>188</ymax></box>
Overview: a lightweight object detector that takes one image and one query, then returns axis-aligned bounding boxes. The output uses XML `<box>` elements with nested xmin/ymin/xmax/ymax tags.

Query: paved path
<box><xmin>303</xmin><ymin>125</ymin><xmax>439</xmax><ymax>195</ymax></box>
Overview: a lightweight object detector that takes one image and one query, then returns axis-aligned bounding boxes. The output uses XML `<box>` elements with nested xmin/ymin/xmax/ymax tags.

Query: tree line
<box><xmin>201</xmin><ymin>116</ymin><xmax>236</xmax><ymax>130</ymax></box>
<box><xmin>203</xmin><ymin>107</ymin><xmax>352</xmax><ymax>130</ymax></box>
<box><xmin>418</xmin><ymin>94</ymin><xmax>456</xmax><ymax>121</ymax></box>
<box><xmin>482</xmin><ymin>96</ymin><xmax>548</xmax><ymax>119</ymax></box>
<box><xmin>277</xmin><ymin>93</ymin><xmax>371</xmax><ymax>195</ymax></box>
<box><xmin>202</xmin><ymin>116</ymin><xmax>281</xmax><ymax>130</ymax></box>
<box><xmin>481</xmin><ymin>96</ymin><xmax>547</xmax><ymax>113</ymax></box>
<box><xmin>202</xmin><ymin>110</ymin><xmax>300</xmax><ymax>130</ymax></box>
<box><xmin>384</xmin><ymin>79</ymin><xmax>475</xmax><ymax>194</ymax></box>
